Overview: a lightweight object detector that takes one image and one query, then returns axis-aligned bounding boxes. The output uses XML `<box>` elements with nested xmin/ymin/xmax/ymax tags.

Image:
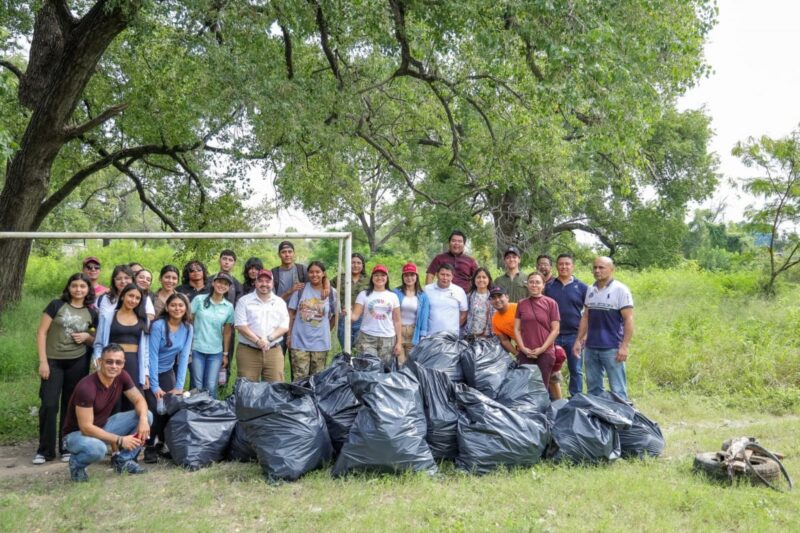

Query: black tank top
<box><xmin>110</xmin><ymin>314</ymin><xmax>143</xmax><ymax>345</ymax></box>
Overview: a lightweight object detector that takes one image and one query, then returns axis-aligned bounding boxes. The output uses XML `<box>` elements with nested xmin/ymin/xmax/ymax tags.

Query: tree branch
<box><xmin>428</xmin><ymin>82</ymin><xmax>459</xmax><ymax>164</ymax></box>
<box><xmin>52</xmin><ymin>0</ymin><xmax>78</xmax><ymax>36</ymax></box>
<box><xmin>0</xmin><ymin>59</ymin><xmax>24</xmax><ymax>81</ymax></box>
<box><xmin>280</xmin><ymin>24</ymin><xmax>294</xmax><ymax>79</ymax></box>
<box><xmin>311</xmin><ymin>0</ymin><xmax>342</xmax><ymax>88</ymax></box>
<box><xmin>63</xmin><ymin>103</ymin><xmax>128</xmax><ymax>139</ymax></box>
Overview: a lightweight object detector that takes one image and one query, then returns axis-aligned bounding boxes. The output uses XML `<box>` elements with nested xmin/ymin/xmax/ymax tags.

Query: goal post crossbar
<box><xmin>0</xmin><ymin>231</ymin><xmax>354</xmax><ymax>354</ymax></box>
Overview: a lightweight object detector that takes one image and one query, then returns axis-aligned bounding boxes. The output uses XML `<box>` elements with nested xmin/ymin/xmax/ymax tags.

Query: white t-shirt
<box><xmin>424</xmin><ymin>282</ymin><xmax>468</xmax><ymax>335</ymax></box>
<box><xmin>356</xmin><ymin>289</ymin><xmax>400</xmax><ymax>338</ymax></box>
<box><xmin>400</xmin><ymin>294</ymin><xmax>418</xmax><ymax>325</ymax></box>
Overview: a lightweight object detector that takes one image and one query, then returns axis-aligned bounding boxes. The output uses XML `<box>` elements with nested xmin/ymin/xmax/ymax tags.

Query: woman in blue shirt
<box><xmin>190</xmin><ymin>273</ymin><xmax>234</xmax><ymax>397</ymax></box>
<box><xmin>392</xmin><ymin>262</ymin><xmax>430</xmax><ymax>362</ymax></box>
<box><xmin>144</xmin><ymin>292</ymin><xmax>193</xmax><ymax>462</ymax></box>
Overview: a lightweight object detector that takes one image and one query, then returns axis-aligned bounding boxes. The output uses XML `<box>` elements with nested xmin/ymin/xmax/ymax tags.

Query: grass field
<box><xmin>1</xmin><ymin>263</ymin><xmax>798</xmax><ymax>531</ymax></box>
<box><xmin>0</xmin><ymin>391</ymin><xmax>796</xmax><ymax>532</ymax></box>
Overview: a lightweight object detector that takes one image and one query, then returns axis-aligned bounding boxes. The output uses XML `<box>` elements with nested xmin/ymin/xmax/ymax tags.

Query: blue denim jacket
<box><xmin>392</xmin><ymin>288</ymin><xmax>430</xmax><ymax>345</ymax></box>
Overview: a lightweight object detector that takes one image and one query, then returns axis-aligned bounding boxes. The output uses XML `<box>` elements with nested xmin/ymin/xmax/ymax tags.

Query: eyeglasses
<box><xmin>84</xmin><ymin>265</ymin><xmax>101</xmax><ymax>271</ymax></box>
<box><xmin>103</xmin><ymin>359</ymin><xmax>125</xmax><ymax>367</ymax></box>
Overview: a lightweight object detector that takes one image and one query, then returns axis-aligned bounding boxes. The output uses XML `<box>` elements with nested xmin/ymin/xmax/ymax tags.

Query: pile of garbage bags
<box><xmin>157</xmin><ymin>340</ymin><xmax>664</xmax><ymax>481</ymax></box>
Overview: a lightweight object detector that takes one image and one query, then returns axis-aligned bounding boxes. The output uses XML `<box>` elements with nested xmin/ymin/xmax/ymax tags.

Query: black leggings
<box><xmin>37</xmin><ymin>354</ymin><xmax>89</xmax><ymax>459</ymax></box>
<box><xmin>144</xmin><ymin>370</ymin><xmax>176</xmax><ymax>446</ymax></box>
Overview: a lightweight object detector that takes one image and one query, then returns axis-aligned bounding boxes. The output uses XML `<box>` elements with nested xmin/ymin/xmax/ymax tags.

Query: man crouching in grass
<box><xmin>62</xmin><ymin>343</ymin><xmax>152</xmax><ymax>482</ymax></box>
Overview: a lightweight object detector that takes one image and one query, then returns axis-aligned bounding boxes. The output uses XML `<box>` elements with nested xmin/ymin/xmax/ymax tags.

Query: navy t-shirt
<box><xmin>544</xmin><ymin>277</ymin><xmax>588</xmax><ymax>335</ymax></box>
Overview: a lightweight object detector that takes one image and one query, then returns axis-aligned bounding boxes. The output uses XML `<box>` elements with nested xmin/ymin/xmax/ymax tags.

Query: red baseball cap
<box><xmin>82</xmin><ymin>256</ymin><xmax>101</xmax><ymax>267</ymax></box>
<box><xmin>256</xmin><ymin>269</ymin><xmax>273</xmax><ymax>280</ymax></box>
<box><xmin>401</xmin><ymin>262</ymin><xmax>417</xmax><ymax>274</ymax></box>
<box><xmin>372</xmin><ymin>264</ymin><xmax>388</xmax><ymax>275</ymax></box>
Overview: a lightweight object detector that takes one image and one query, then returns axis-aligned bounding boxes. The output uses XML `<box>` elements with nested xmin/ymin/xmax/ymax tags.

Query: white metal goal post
<box><xmin>0</xmin><ymin>231</ymin><xmax>354</xmax><ymax>353</ymax></box>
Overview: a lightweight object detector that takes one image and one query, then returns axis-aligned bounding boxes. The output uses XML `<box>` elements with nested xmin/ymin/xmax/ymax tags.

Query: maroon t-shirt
<box><xmin>426</xmin><ymin>252</ymin><xmax>478</xmax><ymax>293</ymax></box>
<box><xmin>514</xmin><ymin>296</ymin><xmax>560</xmax><ymax>364</ymax></box>
<box><xmin>62</xmin><ymin>371</ymin><xmax>135</xmax><ymax>435</ymax></box>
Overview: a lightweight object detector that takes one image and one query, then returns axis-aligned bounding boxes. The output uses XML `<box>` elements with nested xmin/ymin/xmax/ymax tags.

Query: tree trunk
<box><xmin>0</xmin><ymin>1</ymin><xmax>137</xmax><ymax>312</ymax></box>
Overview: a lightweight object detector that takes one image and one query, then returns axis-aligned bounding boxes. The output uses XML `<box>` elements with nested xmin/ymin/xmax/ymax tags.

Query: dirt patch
<box><xmin>0</xmin><ymin>441</ymin><xmax>69</xmax><ymax>480</ymax></box>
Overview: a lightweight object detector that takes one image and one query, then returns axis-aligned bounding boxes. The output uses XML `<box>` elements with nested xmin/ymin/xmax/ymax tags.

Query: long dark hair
<box><xmin>156</xmin><ymin>292</ymin><xmax>192</xmax><ymax>347</ymax></box>
<box><xmin>366</xmin><ymin>270</ymin><xmax>390</xmax><ymax>296</ymax></box>
<box><xmin>469</xmin><ymin>267</ymin><xmax>494</xmax><ymax>294</ymax></box>
<box><xmin>60</xmin><ymin>273</ymin><xmax>96</xmax><ymax>306</ymax></box>
<box><xmin>135</xmin><ymin>268</ymin><xmax>153</xmax><ymax>297</ymax></box>
<box><xmin>115</xmin><ymin>283</ymin><xmax>149</xmax><ymax>326</ymax></box>
<box><xmin>107</xmin><ymin>265</ymin><xmax>135</xmax><ymax>303</ymax></box>
<box><xmin>242</xmin><ymin>257</ymin><xmax>263</xmax><ymax>291</ymax></box>
<box><xmin>181</xmin><ymin>260</ymin><xmax>208</xmax><ymax>286</ymax></box>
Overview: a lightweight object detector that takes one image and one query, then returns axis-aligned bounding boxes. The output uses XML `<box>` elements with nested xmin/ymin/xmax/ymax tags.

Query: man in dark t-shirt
<box><xmin>62</xmin><ymin>343</ymin><xmax>152</xmax><ymax>482</ymax></box>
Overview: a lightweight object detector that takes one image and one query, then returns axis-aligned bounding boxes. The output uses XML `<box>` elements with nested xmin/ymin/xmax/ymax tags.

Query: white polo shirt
<box><xmin>424</xmin><ymin>282</ymin><xmax>468</xmax><ymax>335</ymax></box>
<box><xmin>234</xmin><ymin>291</ymin><xmax>290</xmax><ymax>349</ymax></box>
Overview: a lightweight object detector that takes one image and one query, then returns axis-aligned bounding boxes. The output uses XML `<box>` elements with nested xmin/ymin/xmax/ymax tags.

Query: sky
<box><xmin>264</xmin><ymin>1</ymin><xmax>800</xmax><ymax>233</ymax></box>
<box><xmin>678</xmin><ymin>0</ymin><xmax>800</xmax><ymax>221</ymax></box>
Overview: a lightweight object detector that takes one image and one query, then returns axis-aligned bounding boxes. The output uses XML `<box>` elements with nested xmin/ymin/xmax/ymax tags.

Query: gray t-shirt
<box><xmin>276</xmin><ymin>266</ymin><xmax>300</xmax><ymax>298</ymax></box>
<box><xmin>288</xmin><ymin>285</ymin><xmax>337</xmax><ymax>351</ymax></box>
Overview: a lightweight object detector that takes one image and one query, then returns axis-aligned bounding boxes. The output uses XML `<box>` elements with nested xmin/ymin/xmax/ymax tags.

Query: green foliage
<box><xmin>734</xmin><ymin>128</ymin><xmax>800</xmax><ymax>294</ymax></box>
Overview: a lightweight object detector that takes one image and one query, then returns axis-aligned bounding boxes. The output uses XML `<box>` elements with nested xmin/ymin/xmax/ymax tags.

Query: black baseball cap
<box><xmin>278</xmin><ymin>241</ymin><xmax>294</xmax><ymax>252</ymax></box>
<box><xmin>504</xmin><ymin>246</ymin><xmax>521</xmax><ymax>257</ymax></box>
<box><xmin>489</xmin><ymin>286</ymin><xmax>506</xmax><ymax>297</ymax></box>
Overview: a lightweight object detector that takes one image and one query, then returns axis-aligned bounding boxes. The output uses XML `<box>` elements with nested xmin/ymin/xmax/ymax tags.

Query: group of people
<box><xmin>34</xmin><ymin>233</ymin><xmax>634</xmax><ymax>482</ymax></box>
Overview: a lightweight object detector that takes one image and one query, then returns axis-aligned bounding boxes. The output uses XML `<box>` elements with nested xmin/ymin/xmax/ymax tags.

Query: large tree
<box><xmin>0</xmin><ymin>0</ymin><xmax>717</xmax><ymax>310</ymax></box>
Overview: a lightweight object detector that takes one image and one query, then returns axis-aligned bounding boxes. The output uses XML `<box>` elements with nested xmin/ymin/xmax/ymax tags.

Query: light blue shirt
<box><xmin>191</xmin><ymin>294</ymin><xmax>234</xmax><ymax>354</ymax></box>
<box><xmin>289</xmin><ymin>286</ymin><xmax>337</xmax><ymax>351</ymax></box>
<box><xmin>148</xmin><ymin>319</ymin><xmax>193</xmax><ymax>393</ymax></box>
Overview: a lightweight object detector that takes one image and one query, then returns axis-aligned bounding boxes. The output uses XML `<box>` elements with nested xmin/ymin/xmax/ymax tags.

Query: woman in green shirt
<box><xmin>34</xmin><ymin>273</ymin><xmax>98</xmax><ymax>465</ymax></box>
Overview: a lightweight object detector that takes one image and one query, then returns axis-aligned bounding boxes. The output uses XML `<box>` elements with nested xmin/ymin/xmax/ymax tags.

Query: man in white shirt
<box><xmin>423</xmin><ymin>263</ymin><xmax>468</xmax><ymax>336</ymax></box>
<box><xmin>234</xmin><ymin>269</ymin><xmax>290</xmax><ymax>382</ymax></box>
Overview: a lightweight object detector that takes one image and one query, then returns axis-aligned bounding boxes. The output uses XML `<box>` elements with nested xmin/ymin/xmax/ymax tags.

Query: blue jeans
<box><xmin>584</xmin><ymin>347</ymin><xmax>628</xmax><ymax>400</ymax></box>
<box><xmin>64</xmin><ymin>410</ymin><xmax>153</xmax><ymax>469</ymax></box>
<box><xmin>557</xmin><ymin>333</ymin><xmax>583</xmax><ymax>397</ymax></box>
<box><xmin>337</xmin><ymin>316</ymin><xmax>362</xmax><ymax>354</ymax></box>
<box><xmin>191</xmin><ymin>350</ymin><xmax>223</xmax><ymax>398</ymax></box>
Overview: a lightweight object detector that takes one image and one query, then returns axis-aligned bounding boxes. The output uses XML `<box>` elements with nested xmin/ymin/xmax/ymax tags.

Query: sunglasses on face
<box><xmin>103</xmin><ymin>359</ymin><xmax>125</xmax><ymax>367</ymax></box>
<box><xmin>84</xmin><ymin>265</ymin><xmax>101</xmax><ymax>271</ymax></box>
<box><xmin>189</xmin><ymin>267</ymin><xmax>203</xmax><ymax>272</ymax></box>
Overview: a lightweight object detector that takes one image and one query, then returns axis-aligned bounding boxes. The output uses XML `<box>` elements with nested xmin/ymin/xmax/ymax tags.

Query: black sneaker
<box><xmin>69</xmin><ymin>465</ymin><xmax>89</xmax><ymax>482</ymax></box>
<box><xmin>112</xmin><ymin>455</ymin><xmax>147</xmax><ymax>475</ymax></box>
<box><xmin>143</xmin><ymin>446</ymin><xmax>158</xmax><ymax>464</ymax></box>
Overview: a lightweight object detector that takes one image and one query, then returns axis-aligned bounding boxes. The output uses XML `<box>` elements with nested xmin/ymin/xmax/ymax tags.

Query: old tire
<box><xmin>693</xmin><ymin>452</ymin><xmax>782</xmax><ymax>485</ymax></box>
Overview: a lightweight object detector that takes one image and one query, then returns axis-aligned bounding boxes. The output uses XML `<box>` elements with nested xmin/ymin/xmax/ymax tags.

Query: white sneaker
<box><xmin>32</xmin><ymin>454</ymin><xmax>46</xmax><ymax>465</ymax></box>
<box><xmin>61</xmin><ymin>453</ymin><xmax>71</xmax><ymax>463</ymax></box>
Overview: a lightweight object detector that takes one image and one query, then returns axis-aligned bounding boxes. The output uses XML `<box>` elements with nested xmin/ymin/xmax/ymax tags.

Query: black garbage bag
<box><xmin>405</xmin><ymin>361</ymin><xmax>460</xmax><ymax>460</ymax></box>
<box><xmin>164</xmin><ymin>391</ymin><xmax>237</xmax><ymax>470</ymax></box>
<box><xmin>549</xmin><ymin>395</ymin><xmax>634</xmax><ymax>463</ymax></box>
<box><xmin>351</xmin><ymin>353</ymin><xmax>385</xmax><ymax>373</ymax></box>
<box><xmin>409</xmin><ymin>332</ymin><xmax>468</xmax><ymax>383</ymax></box>
<box><xmin>455</xmin><ymin>386</ymin><xmax>551</xmax><ymax>474</ymax></box>
<box><xmin>235</xmin><ymin>380</ymin><xmax>333</xmax><ymax>481</ymax></box>
<box><xmin>496</xmin><ymin>363</ymin><xmax>550</xmax><ymax>414</ymax></box>
<box><xmin>596</xmin><ymin>392</ymin><xmax>665</xmax><ymax>458</ymax></box>
<box><xmin>223</xmin><ymin>395</ymin><xmax>257</xmax><ymax>462</ymax></box>
<box><xmin>460</xmin><ymin>337</ymin><xmax>511</xmax><ymax>398</ymax></box>
<box><xmin>307</xmin><ymin>354</ymin><xmax>369</xmax><ymax>453</ymax></box>
<box><xmin>545</xmin><ymin>399</ymin><xmax>569</xmax><ymax>426</ymax></box>
<box><xmin>331</xmin><ymin>369</ymin><xmax>437</xmax><ymax>476</ymax></box>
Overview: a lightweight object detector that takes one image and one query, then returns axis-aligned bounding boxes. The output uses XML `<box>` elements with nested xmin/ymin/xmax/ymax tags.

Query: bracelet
<box><xmin>222</xmin><ymin>351</ymin><xmax>229</xmax><ymax>356</ymax></box>
<box><xmin>116</xmin><ymin>435</ymin><xmax>123</xmax><ymax>447</ymax></box>
<box><xmin>266</xmin><ymin>335</ymin><xmax>272</xmax><ymax>343</ymax></box>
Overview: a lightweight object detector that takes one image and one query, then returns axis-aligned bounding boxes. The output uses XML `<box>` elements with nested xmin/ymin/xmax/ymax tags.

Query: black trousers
<box><xmin>144</xmin><ymin>370</ymin><xmax>176</xmax><ymax>446</ymax></box>
<box><xmin>37</xmin><ymin>354</ymin><xmax>88</xmax><ymax>459</ymax></box>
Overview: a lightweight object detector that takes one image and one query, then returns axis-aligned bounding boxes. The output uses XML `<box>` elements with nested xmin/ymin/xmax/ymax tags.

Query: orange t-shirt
<box><xmin>491</xmin><ymin>303</ymin><xmax>517</xmax><ymax>338</ymax></box>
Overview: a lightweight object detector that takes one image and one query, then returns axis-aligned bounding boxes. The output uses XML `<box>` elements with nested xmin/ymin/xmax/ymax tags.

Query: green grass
<box><xmin>1</xmin><ymin>391</ymin><xmax>797</xmax><ymax>532</ymax></box>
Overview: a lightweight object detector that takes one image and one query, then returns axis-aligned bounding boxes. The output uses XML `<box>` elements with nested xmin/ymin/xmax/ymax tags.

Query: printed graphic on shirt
<box><xmin>60</xmin><ymin>306</ymin><xmax>89</xmax><ymax>335</ymax></box>
<box><xmin>298</xmin><ymin>297</ymin><xmax>326</xmax><ymax>327</ymax></box>
<box><xmin>367</xmin><ymin>297</ymin><xmax>394</xmax><ymax>321</ymax></box>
